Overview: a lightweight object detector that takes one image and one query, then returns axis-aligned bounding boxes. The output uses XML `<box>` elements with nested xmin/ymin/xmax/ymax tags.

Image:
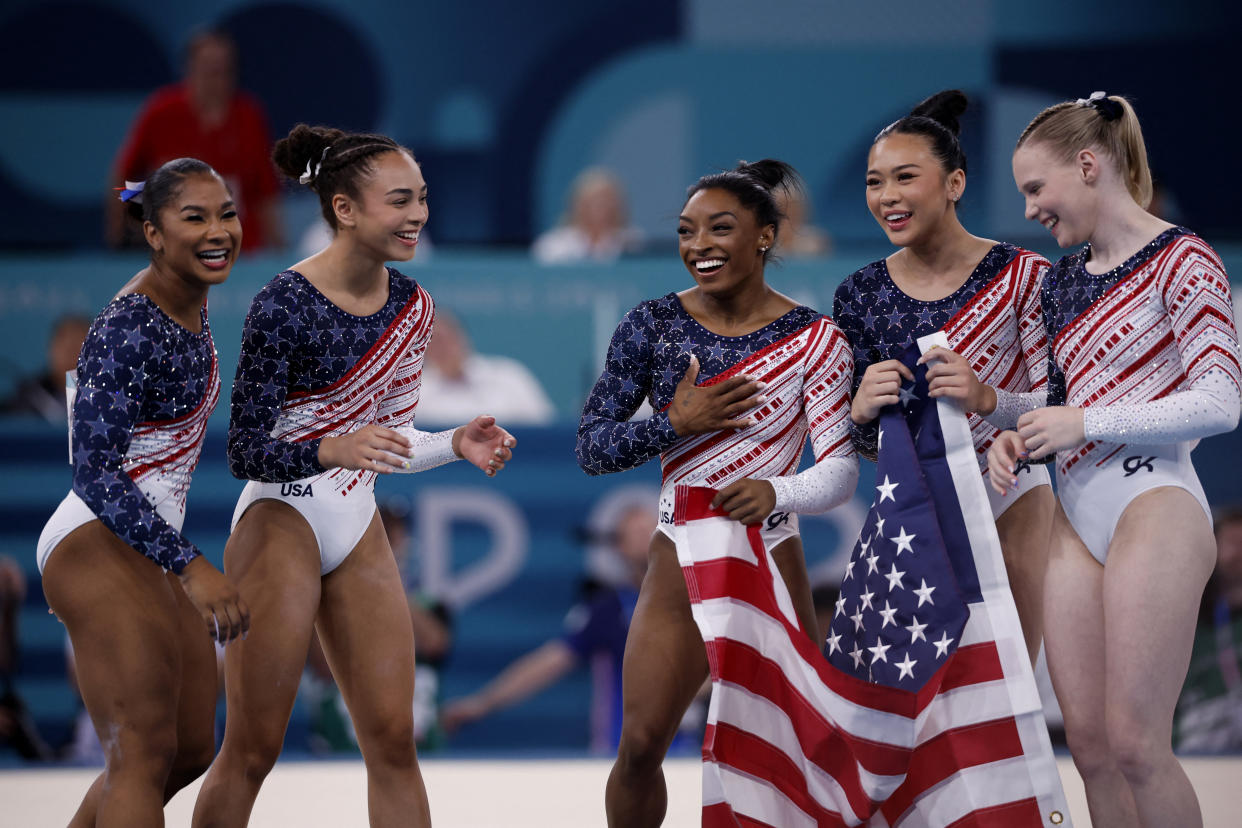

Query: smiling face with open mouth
<box><xmin>865</xmin><ymin>132</ymin><xmax>963</xmax><ymax>249</ymax></box>
<box><xmin>147</xmin><ymin>171</ymin><xmax>241</xmax><ymax>287</ymax></box>
<box><xmin>1013</xmin><ymin>141</ymin><xmax>1097</xmax><ymax>249</ymax></box>
<box><xmin>348</xmin><ymin>150</ymin><xmax>429</xmax><ymax>263</ymax></box>
<box><xmin>677</xmin><ymin>187</ymin><xmax>772</xmax><ymax>296</ymax></box>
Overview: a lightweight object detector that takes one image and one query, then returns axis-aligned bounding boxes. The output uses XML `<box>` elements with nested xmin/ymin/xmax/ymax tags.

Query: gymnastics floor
<box><xmin>1</xmin><ymin>755</ymin><xmax>1238</xmax><ymax>826</ymax></box>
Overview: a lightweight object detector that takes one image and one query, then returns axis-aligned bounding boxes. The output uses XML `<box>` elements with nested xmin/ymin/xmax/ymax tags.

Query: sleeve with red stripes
<box><xmin>1083</xmin><ymin>238</ymin><xmax>1241</xmax><ymax>443</ymax></box>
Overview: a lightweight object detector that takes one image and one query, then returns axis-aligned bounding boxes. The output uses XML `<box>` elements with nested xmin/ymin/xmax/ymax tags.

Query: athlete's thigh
<box><xmin>168</xmin><ymin>573</ymin><xmax>219</xmax><ymax>756</ymax></box>
<box><xmin>1041</xmin><ymin>501</ymin><xmax>1107</xmax><ymax>735</ymax></box>
<box><xmin>220</xmin><ymin>500</ymin><xmax>322</xmax><ymax>737</ymax></box>
<box><xmin>768</xmin><ymin>535</ymin><xmax>819</xmax><ymax>645</ymax></box>
<box><xmin>994</xmin><ymin>483</ymin><xmax>1054</xmax><ymax>562</ymax></box>
<box><xmin>42</xmin><ymin>522</ymin><xmax>183</xmax><ymax>737</ymax></box>
<box><xmin>1103</xmin><ymin>487</ymin><xmax>1215</xmax><ymax>732</ymax></box>
<box><xmin>316</xmin><ymin>511</ymin><xmax>415</xmax><ymax>728</ymax></box>
<box><xmin>619</xmin><ymin>532</ymin><xmax>709</xmax><ymax>732</ymax></box>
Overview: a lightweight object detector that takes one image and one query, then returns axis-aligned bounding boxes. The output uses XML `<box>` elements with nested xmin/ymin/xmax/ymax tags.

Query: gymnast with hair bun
<box><xmin>191</xmin><ymin>124</ymin><xmax>515</xmax><ymax>827</ymax></box>
<box><xmin>38</xmin><ymin>157</ymin><xmax>248</xmax><ymax>827</ymax></box>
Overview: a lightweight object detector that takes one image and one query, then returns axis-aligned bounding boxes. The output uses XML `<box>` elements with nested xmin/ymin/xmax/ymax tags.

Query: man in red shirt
<box><xmin>108</xmin><ymin>29</ymin><xmax>283</xmax><ymax>250</ymax></box>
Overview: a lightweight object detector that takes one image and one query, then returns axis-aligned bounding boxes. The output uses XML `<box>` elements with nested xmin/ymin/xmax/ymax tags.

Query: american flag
<box><xmin>671</xmin><ymin>332</ymin><xmax>1070</xmax><ymax>827</ymax></box>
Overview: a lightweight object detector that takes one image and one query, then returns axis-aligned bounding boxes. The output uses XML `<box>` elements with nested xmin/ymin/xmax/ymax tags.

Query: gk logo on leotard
<box><xmin>280</xmin><ymin>483</ymin><xmax>315</xmax><ymax>497</ymax></box>
<box><xmin>1122</xmin><ymin>456</ymin><xmax>1156</xmax><ymax>477</ymax></box>
<box><xmin>766</xmin><ymin>511</ymin><xmax>791</xmax><ymax>531</ymax></box>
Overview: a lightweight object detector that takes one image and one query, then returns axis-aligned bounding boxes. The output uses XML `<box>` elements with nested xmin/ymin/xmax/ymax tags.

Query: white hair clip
<box><xmin>1076</xmin><ymin>90</ymin><xmax>1107</xmax><ymax>107</ymax></box>
<box><xmin>299</xmin><ymin>146</ymin><xmax>332</xmax><ymax>185</ymax></box>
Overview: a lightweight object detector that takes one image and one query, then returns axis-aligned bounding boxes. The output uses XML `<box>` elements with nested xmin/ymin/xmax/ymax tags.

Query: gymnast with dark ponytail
<box><xmin>577</xmin><ymin>159</ymin><xmax>859</xmax><ymax>826</ymax></box>
<box><xmin>832</xmin><ymin>90</ymin><xmax>1055</xmax><ymax>662</ymax></box>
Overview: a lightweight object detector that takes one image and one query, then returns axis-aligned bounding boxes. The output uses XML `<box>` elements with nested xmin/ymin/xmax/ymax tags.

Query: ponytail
<box><xmin>1016</xmin><ymin>92</ymin><xmax>1152</xmax><ymax>208</ymax></box>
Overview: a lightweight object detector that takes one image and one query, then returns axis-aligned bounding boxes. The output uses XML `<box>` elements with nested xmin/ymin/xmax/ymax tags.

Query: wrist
<box><xmin>850</xmin><ymin>404</ymin><xmax>874</xmax><ymax>425</ymax></box>
<box><xmin>451</xmin><ymin>426</ymin><xmax>465</xmax><ymax>458</ymax></box>
<box><xmin>976</xmin><ymin>384</ymin><xmax>997</xmax><ymax>416</ymax></box>
<box><xmin>317</xmin><ymin>436</ymin><xmax>338</xmax><ymax>468</ymax></box>
<box><xmin>177</xmin><ymin>555</ymin><xmax>206</xmax><ymax>582</ymax></box>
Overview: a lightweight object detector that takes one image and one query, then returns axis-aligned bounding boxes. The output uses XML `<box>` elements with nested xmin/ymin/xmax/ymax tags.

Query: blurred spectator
<box><xmin>107</xmin><ymin>28</ymin><xmax>283</xmax><ymax>250</ymax></box>
<box><xmin>301</xmin><ymin>499</ymin><xmax>453</xmax><ymax>753</ymax></box>
<box><xmin>0</xmin><ymin>314</ymin><xmax>90</xmax><ymax>422</ymax></box>
<box><xmin>532</xmin><ymin>167</ymin><xmax>644</xmax><ymax>264</ymax></box>
<box><xmin>773</xmin><ymin>187</ymin><xmax>832</xmax><ymax>259</ymax></box>
<box><xmin>0</xmin><ymin>556</ymin><xmax>53</xmax><ymax>760</ymax></box>
<box><xmin>1175</xmin><ymin>506</ymin><xmax>1242</xmax><ymax>752</ymax></box>
<box><xmin>416</xmin><ymin>309</ymin><xmax>556</xmax><ymax>426</ymax></box>
<box><xmin>441</xmin><ymin>486</ymin><xmax>707</xmax><ymax>755</ymax></box>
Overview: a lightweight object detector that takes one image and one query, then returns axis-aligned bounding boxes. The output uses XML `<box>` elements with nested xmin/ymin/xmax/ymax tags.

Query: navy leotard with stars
<box><xmin>833</xmin><ymin>243</ymin><xmax>1049</xmax><ymax>463</ymax></box>
<box><xmin>227</xmin><ymin>267</ymin><xmax>422</xmax><ymax>482</ymax></box>
<box><xmin>71</xmin><ymin>294</ymin><xmax>218</xmax><ymax>574</ymax></box>
<box><xmin>576</xmin><ymin>293</ymin><xmax>823</xmax><ymax>475</ymax></box>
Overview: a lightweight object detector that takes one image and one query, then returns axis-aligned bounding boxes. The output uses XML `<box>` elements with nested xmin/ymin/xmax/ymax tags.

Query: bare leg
<box><xmin>191</xmin><ymin>501</ymin><xmax>322</xmax><ymax>828</ymax></box>
<box><xmin>317</xmin><ymin>511</ymin><xmax>430</xmax><ymax>827</ymax></box>
<box><xmin>995</xmin><ymin>484</ymin><xmax>1054</xmax><ymax>662</ymax></box>
<box><xmin>1042</xmin><ymin>502</ymin><xmax>1139</xmax><ymax>827</ymax></box>
<box><xmin>1102</xmin><ymin>488</ymin><xmax>1213</xmax><ymax>828</ymax></box>
<box><xmin>43</xmin><ymin>522</ymin><xmax>186</xmax><ymax>828</ymax></box>
<box><xmin>68</xmin><ymin>574</ymin><xmax>220</xmax><ymax>825</ymax></box>
<box><xmin>768</xmin><ymin>536</ymin><xmax>821</xmax><ymax>646</ymax></box>
<box><xmin>605</xmin><ymin>532</ymin><xmax>709</xmax><ymax>828</ymax></box>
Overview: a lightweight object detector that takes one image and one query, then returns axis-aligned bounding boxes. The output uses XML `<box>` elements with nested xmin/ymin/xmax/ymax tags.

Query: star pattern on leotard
<box><xmin>228</xmin><ymin>268</ymin><xmax>419</xmax><ymax>482</ymax></box>
<box><xmin>575</xmin><ymin>293</ymin><xmax>820</xmax><ymax>475</ymax></box>
<box><xmin>72</xmin><ymin>294</ymin><xmax>217</xmax><ymax>573</ymax></box>
<box><xmin>832</xmin><ymin>244</ymin><xmax>1017</xmax><ymax>457</ymax></box>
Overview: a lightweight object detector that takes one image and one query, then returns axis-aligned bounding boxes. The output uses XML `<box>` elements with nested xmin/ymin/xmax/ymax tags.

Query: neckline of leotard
<box><xmin>284</xmin><ymin>266</ymin><xmax>401</xmax><ymax>321</ymax></box>
<box><xmin>114</xmin><ymin>292</ymin><xmax>210</xmax><ymax>338</ymax></box>
<box><xmin>876</xmin><ymin>242</ymin><xmax>1013</xmax><ymax>308</ymax></box>
<box><xmin>666</xmin><ymin>292</ymin><xmax>812</xmax><ymax>342</ymax></box>
<box><xmin>1077</xmin><ymin>226</ymin><xmax>1189</xmax><ymax>281</ymax></box>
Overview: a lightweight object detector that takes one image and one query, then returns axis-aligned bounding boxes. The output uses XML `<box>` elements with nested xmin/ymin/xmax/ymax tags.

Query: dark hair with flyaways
<box><xmin>123</xmin><ymin>157</ymin><xmax>220</xmax><ymax>226</ymax></box>
<box><xmin>875</xmin><ymin>89</ymin><xmax>969</xmax><ymax>176</ymax></box>
<box><xmin>685</xmin><ymin>159</ymin><xmax>804</xmax><ymax>263</ymax></box>
<box><xmin>272</xmin><ymin>124</ymin><xmax>415</xmax><ymax>229</ymax></box>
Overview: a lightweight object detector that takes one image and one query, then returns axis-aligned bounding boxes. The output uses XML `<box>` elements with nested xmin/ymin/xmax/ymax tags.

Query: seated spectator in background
<box><xmin>0</xmin><ymin>556</ymin><xmax>52</xmax><ymax>760</ymax></box>
<box><xmin>441</xmin><ymin>486</ymin><xmax>704</xmax><ymax>755</ymax></box>
<box><xmin>302</xmin><ymin>499</ymin><xmax>453</xmax><ymax>753</ymax></box>
<box><xmin>0</xmin><ymin>314</ymin><xmax>90</xmax><ymax>422</ymax></box>
<box><xmin>532</xmin><ymin>167</ymin><xmax>644</xmax><ymax>264</ymax></box>
<box><xmin>1175</xmin><ymin>506</ymin><xmax>1242</xmax><ymax>752</ymax></box>
<box><xmin>415</xmin><ymin>310</ymin><xmax>556</xmax><ymax>426</ymax></box>
<box><xmin>107</xmin><ymin>28</ymin><xmax>282</xmax><ymax>250</ymax></box>
<box><xmin>773</xmin><ymin>187</ymin><xmax>832</xmax><ymax>258</ymax></box>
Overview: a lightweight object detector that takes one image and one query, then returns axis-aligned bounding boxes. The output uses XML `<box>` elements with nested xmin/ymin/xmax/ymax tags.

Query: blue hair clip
<box><xmin>118</xmin><ymin>179</ymin><xmax>145</xmax><ymax>204</ymax></box>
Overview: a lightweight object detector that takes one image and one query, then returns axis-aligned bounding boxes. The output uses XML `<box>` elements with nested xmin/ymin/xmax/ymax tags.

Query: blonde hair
<box><xmin>1016</xmin><ymin>94</ymin><xmax>1153</xmax><ymax>209</ymax></box>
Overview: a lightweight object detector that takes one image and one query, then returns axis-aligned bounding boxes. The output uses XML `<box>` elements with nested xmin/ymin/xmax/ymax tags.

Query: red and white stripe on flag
<box><xmin>668</xmin><ymin>333</ymin><xmax>1071</xmax><ymax>828</ymax></box>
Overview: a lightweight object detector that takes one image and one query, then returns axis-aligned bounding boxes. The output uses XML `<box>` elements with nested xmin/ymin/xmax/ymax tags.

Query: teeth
<box><xmin>1043</xmin><ymin>217</ymin><xmax>1058</xmax><ymax>230</ymax></box>
<box><xmin>885</xmin><ymin>212</ymin><xmax>911</xmax><ymax>221</ymax></box>
<box><xmin>198</xmin><ymin>250</ymin><xmax>228</xmax><ymax>260</ymax></box>
<box><xmin>396</xmin><ymin>230</ymin><xmax>420</xmax><ymax>241</ymax></box>
<box><xmin>695</xmin><ymin>258</ymin><xmax>724</xmax><ymax>271</ymax></box>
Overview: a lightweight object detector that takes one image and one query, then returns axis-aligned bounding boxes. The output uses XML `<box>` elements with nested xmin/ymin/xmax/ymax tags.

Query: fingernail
<box><xmin>756</xmin><ymin>381</ymin><xmax>767</xmax><ymax>390</ymax></box>
<box><xmin>494</xmin><ymin>449</ymin><xmax>503</xmax><ymax>456</ymax></box>
<box><xmin>407</xmin><ymin>448</ymin><xmax>416</xmax><ymax>457</ymax></box>
<box><xmin>755</xmin><ymin>396</ymin><xmax>767</xmax><ymax>405</ymax></box>
<box><xmin>402</xmin><ymin>460</ymin><xmax>411</xmax><ymax>469</ymax></box>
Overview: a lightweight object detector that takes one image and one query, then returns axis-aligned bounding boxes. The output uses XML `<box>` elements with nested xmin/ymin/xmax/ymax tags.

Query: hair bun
<box><xmin>272</xmin><ymin>123</ymin><xmax>346</xmax><ymax>183</ymax></box>
<box><xmin>735</xmin><ymin>158</ymin><xmax>803</xmax><ymax>195</ymax></box>
<box><xmin>910</xmin><ymin>89</ymin><xmax>969</xmax><ymax>137</ymax></box>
